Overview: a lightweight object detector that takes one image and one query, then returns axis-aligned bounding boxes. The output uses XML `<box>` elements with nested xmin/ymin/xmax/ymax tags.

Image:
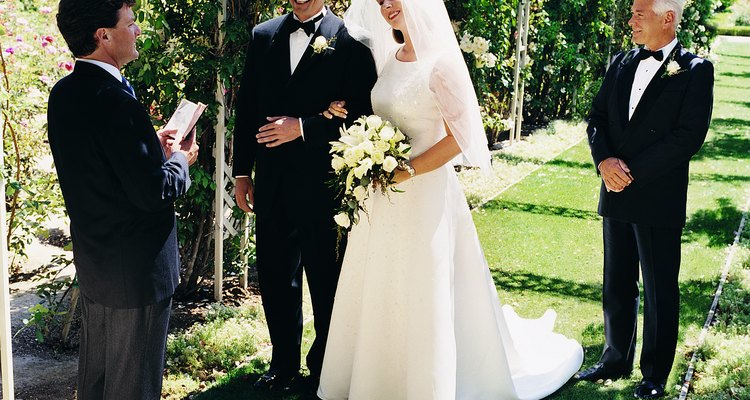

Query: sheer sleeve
<box><xmin>428</xmin><ymin>55</ymin><xmax>492</xmax><ymax>171</ymax></box>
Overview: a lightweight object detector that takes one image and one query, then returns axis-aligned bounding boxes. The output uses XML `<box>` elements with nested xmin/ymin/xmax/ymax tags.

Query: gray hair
<box><xmin>652</xmin><ymin>0</ymin><xmax>684</xmax><ymax>29</ymax></box>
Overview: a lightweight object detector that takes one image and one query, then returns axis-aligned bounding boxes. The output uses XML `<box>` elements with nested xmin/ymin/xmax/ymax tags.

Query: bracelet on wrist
<box><xmin>399</xmin><ymin>160</ymin><xmax>416</xmax><ymax>177</ymax></box>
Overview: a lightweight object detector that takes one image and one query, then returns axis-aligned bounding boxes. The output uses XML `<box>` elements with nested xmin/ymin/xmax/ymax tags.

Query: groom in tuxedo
<box><xmin>232</xmin><ymin>0</ymin><xmax>377</xmax><ymax>390</ymax></box>
<box><xmin>577</xmin><ymin>0</ymin><xmax>713</xmax><ymax>398</ymax></box>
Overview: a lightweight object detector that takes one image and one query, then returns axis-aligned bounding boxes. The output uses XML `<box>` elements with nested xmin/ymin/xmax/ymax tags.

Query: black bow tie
<box><xmin>638</xmin><ymin>48</ymin><xmax>664</xmax><ymax>62</ymax></box>
<box><xmin>285</xmin><ymin>13</ymin><xmax>324</xmax><ymax>36</ymax></box>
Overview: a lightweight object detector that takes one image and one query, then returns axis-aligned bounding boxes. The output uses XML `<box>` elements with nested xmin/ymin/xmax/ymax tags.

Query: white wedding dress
<box><xmin>318</xmin><ymin>53</ymin><xmax>583</xmax><ymax>400</ymax></box>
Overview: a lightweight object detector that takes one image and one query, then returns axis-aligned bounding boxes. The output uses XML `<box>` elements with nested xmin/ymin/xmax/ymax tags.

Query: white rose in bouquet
<box><xmin>382</xmin><ymin>156</ymin><xmax>399</xmax><ymax>173</ymax></box>
<box><xmin>331</xmin><ymin>156</ymin><xmax>346</xmax><ymax>171</ymax></box>
<box><xmin>334</xmin><ymin>212</ymin><xmax>351</xmax><ymax>228</ymax></box>
<box><xmin>371</xmin><ymin>150</ymin><xmax>385</xmax><ymax>164</ymax></box>
<box><xmin>379</xmin><ymin>125</ymin><xmax>396</xmax><ymax>141</ymax></box>
<box><xmin>353</xmin><ymin>185</ymin><xmax>368</xmax><ymax>202</ymax></box>
<box><xmin>365</xmin><ymin>115</ymin><xmax>383</xmax><ymax>129</ymax></box>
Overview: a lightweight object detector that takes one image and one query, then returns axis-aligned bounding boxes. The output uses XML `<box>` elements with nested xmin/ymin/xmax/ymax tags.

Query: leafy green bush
<box><xmin>0</xmin><ymin>0</ymin><xmax>67</xmax><ymax>270</ymax></box>
<box><xmin>736</xmin><ymin>13</ymin><xmax>750</xmax><ymax>25</ymax></box>
<box><xmin>165</xmin><ymin>303</ymin><xmax>262</xmax><ymax>377</ymax></box>
<box><xmin>690</xmin><ymin>332</ymin><xmax>750</xmax><ymax>399</ymax></box>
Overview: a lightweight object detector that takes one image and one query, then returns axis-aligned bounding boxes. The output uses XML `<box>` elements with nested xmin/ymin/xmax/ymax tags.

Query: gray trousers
<box><xmin>77</xmin><ymin>294</ymin><xmax>171</xmax><ymax>400</ymax></box>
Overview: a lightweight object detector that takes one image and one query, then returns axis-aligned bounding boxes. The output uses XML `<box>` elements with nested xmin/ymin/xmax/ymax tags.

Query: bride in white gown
<box><xmin>317</xmin><ymin>0</ymin><xmax>583</xmax><ymax>399</ymax></box>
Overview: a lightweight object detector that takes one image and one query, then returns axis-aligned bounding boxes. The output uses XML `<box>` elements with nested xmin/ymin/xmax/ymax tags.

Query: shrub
<box><xmin>165</xmin><ymin>303</ymin><xmax>263</xmax><ymax>377</ymax></box>
<box><xmin>0</xmin><ymin>0</ymin><xmax>67</xmax><ymax>270</ymax></box>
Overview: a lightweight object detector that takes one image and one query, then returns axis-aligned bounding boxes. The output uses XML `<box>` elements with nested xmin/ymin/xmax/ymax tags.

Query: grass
<box><xmin>161</xmin><ymin>42</ymin><xmax>750</xmax><ymax>400</ymax></box>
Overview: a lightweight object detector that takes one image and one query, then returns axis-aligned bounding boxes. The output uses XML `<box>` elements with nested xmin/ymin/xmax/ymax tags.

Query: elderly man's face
<box><xmin>628</xmin><ymin>0</ymin><xmax>675</xmax><ymax>48</ymax></box>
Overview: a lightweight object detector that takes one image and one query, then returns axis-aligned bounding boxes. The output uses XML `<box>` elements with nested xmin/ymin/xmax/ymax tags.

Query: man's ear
<box><xmin>664</xmin><ymin>10</ymin><xmax>675</xmax><ymax>28</ymax></box>
<box><xmin>94</xmin><ymin>27</ymin><xmax>108</xmax><ymax>44</ymax></box>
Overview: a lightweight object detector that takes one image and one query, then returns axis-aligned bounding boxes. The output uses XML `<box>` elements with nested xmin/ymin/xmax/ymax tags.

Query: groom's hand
<box><xmin>598</xmin><ymin>157</ymin><xmax>634</xmax><ymax>192</ymax></box>
<box><xmin>234</xmin><ymin>176</ymin><xmax>255</xmax><ymax>213</ymax></box>
<box><xmin>257</xmin><ymin>116</ymin><xmax>301</xmax><ymax>147</ymax></box>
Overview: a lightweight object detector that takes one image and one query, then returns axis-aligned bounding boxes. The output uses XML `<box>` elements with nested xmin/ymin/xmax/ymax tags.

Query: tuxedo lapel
<box><xmin>615</xmin><ymin>50</ymin><xmax>640</xmax><ymax>128</ymax></box>
<box><xmin>628</xmin><ymin>43</ymin><xmax>682</xmax><ymax>128</ymax></box>
<box><xmin>268</xmin><ymin>14</ymin><xmax>294</xmax><ymax>80</ymax></box>
<box><xmin>286</xmin><ymin>9</ymin><xmax>339</xmax><ymax>88</ymax></box>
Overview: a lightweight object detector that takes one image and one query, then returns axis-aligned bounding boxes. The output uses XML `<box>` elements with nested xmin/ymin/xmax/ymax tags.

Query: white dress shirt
<box><xmin>289</xmin><ymin>8</ymin><xmax>327</xmax><ymax>73</ymax></box>
<box><xmin>628</xmin><ymin>37</ymin><xmax>678</xmax><ymax>120</ymax></box>
<box><xmin>290</xmin><ymin>8</ymin><xmax>327</xmax><ymax>141</ymax></box>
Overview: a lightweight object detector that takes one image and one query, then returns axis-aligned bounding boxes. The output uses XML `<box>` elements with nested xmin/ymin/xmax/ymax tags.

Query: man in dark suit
<box><xmin>232</xmin><ymin>0</ymin><xmax>377</xmax><ymax>391</ymax></box>
<box><xmin>49</xmin><ymin>0</ymin><xmax>198</xmax><ymax>398</ymax></box>
<box><xmin>575</xmin><ymin>0</ymin><xmax>714</xmax><ymax>398</ymax></box>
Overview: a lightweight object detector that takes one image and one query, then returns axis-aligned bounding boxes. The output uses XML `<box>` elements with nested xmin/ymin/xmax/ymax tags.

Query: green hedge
<box><xmin>716</xmin><ymin>25</ymin><xmax>750</xmax><ymax>35</ymax></box>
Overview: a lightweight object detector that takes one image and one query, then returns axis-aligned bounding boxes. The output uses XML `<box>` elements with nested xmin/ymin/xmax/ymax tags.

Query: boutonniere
<box><xmin>311</xmin><ymin>35</ymin><xmax>336</xmax><ymax>55</ymax></box>
<box><xmin>662</xmin><ymin>49</ymin><xmax>686</xmax><ymax>78</ymax></box>
<box><xmin>620</xmin><ymin>50</ymin><xmax>638</xmax><ymax>67</ymax></box>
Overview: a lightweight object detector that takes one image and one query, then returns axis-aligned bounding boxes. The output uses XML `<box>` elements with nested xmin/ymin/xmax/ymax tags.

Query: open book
<box><xmin>164</xmin><ymin>99</ymin><xmax>207</xmax><ymax>142</ymax></box>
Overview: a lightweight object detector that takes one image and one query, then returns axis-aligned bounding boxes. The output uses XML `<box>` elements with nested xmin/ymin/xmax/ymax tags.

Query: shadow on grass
<box><xmin>482</xmin><ymin>200</ymin><xmax>600</xmax><ymax>221</ymax></box>
<box><xmin>721</xmin><ymin>71</ymin><xmax>750</xmax><ymax>79</ymax></box>
<box><xmin>694</xmin><ymin>127</ymin><xmax>750</xmax><ymax>161</ymax></box>
<box><xmin>690</xmin><ymin>172</ymin><xmax>750</xmax><ymax>183</ymax></box>
<box><xmin>492</xmin><ymin>153</ymin><xmax>594</xmax><ymax>171</ymax></box>
<box><xmin>683</xmin><ymin>197</ymin><xmax>743</xmax><ymax>247</ymax></box>
<box><xmin>547</xmin><ymin>158</ymin><xmax>595</xmax><ymax>170</ymax></box>
<box><xmin>491</xmin><ymin>269</ymin><xmax>602</xmax><ymax>302</ymax></box>
<box><xmin>193</xmin><ymin>359</ymin><xmax>314</xmax><ymax>400</ymax></box>
<box><xmin>493</xmin><ymin>152</ymin><xmax>545</xmax><ymax>165</ymax></box>
<box><xmin>720</xmin><ymin>100</ymin><xmax>750</xmax><ymax>108</ymax></box>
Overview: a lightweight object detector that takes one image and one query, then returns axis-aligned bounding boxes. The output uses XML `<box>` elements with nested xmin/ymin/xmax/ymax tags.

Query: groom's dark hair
<box><xmin>57</xmin><ymin>0</ymin><xmax>136</xmax><ymax>58</ymax></box>
<box><xmin>393</xmin><ymin>29</ymin><xmax>405</xmax><ymax>44</ymax></box>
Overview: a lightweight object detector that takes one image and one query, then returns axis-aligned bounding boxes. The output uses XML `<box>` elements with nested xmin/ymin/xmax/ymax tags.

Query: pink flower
<box><xmin>45</xmin><ymin>44</ymin><xmax>57</xmax><ymax>54</ymax></box>
<box><xmin>16</xmin><ymin>35</ymin><xmax>23</xmax><ymax>42</ymax></box>
<box><xmin>40</xmin><ymin>6</ymin><xmax>53</xmax><ymax>14</ymax></box>
<box><xmin>42</xmin><ymin>41</ymin><xmax>48</xmax><ymax>47</ymax></box>
<box><xmin>60</xmin><ymin>61</ymin><xmax>73</xmax><ymax>71</ymax></box>
<box><xmin>4</xmin><ymin>47</ymin><xmax>14</xmax><ymax>55</ymax></box>
<box><xmin>39</xmin><ymin>75</ymin><xmax>52</xmax><ymax>84</ymax></box>
<box><xmin>43</xmin><ymin>35</ymin><xmax>54</xmax><ymax>43</ymax></box>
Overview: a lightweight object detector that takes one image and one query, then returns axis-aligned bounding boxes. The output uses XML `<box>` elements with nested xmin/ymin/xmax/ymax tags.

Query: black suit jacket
<box><xmin>587</xmin><ymin>44</ymin><xmax>714</xmax><ymax>227</ymax></box>
<box><xmin>47</xmin><ymin>61</ymin><xmax>191</xmax><ymax>308</ymax></box>
<box><xmin>231</xmin><ymin>10</ymin><xmax>378</xmax><ymax>214</ymax></box>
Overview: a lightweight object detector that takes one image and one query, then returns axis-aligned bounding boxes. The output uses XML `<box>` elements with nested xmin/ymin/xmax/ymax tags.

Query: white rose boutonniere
<box><xmin>665</xmin><ymin>60</ymin><xmax>683</xmax><ymax>77</ymax></box>
<box><xmin>311</xmin><ymin>35</ymin><xmax>336</xmax><ymax>55</ymax></box>
<box><xmin>661</xmin><ymin>50</ymin><xmax>686</xmax><ymax>78</ymax></box>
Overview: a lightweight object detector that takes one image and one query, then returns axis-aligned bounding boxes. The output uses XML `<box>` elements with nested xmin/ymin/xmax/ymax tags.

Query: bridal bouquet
<box><xmin>329</xmin><ymin>115</ymin><xmax>411</xmax><ymax>235</ymax></box>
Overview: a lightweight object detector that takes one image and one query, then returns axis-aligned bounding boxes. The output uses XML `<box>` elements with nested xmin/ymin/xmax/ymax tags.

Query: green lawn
<box><xmin>165</xmin><ymin>41</ymin><xmax>750</xmax><ymax>399</ymax></box>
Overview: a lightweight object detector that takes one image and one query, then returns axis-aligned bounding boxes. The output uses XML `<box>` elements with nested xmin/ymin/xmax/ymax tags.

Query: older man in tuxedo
<box><xmin>49</xmin><ymin>0</ymin><xmax>198</xmax><ymax>398</ymax></box>
<box><xmin>232</xmin><ymin>0</ymin><xmax>377</xmax><ymax>391</ymax></box>
<box><xmin>575</xmin><ymin>0</ymin><xmax>714</xmax><ymax>398</ymax></box>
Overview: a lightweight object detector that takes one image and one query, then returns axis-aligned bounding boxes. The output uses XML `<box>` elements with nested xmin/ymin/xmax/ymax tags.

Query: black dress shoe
<box><xmin>253</xmin><ymin>369</ymin><xmax>299</xmax><ymax>391</ymax></box>
<box><xmin>634</xmin><ymin>380</ymin><xmax>665</xmax><ymax>399</ymax></box>
<box><xmin>574</xmin><ymin>362</ymin><xmax>631</xmax><ymax>382</ymax></box>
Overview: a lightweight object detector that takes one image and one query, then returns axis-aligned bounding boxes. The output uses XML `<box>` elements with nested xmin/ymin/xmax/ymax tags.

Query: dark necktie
<box><xmin>285</xmin><ymin>13</ymin><xmax>324</xmax><ymax>36</ymax></box>
<box><xmin>638</xmin><ymin>48</ymin><xmax>664</xmax><ymax>62</ymax></box>
<box><xmin>121</xmin><ymin>76</ymin><xmax>136</xmax><ymax>98</ymax></box>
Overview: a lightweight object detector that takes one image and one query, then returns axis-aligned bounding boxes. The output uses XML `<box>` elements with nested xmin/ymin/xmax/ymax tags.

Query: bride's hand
<box><xmin>322</xmin><ymin>100</ymin><xmax>348</xmax><ymax>120</ymax></box>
